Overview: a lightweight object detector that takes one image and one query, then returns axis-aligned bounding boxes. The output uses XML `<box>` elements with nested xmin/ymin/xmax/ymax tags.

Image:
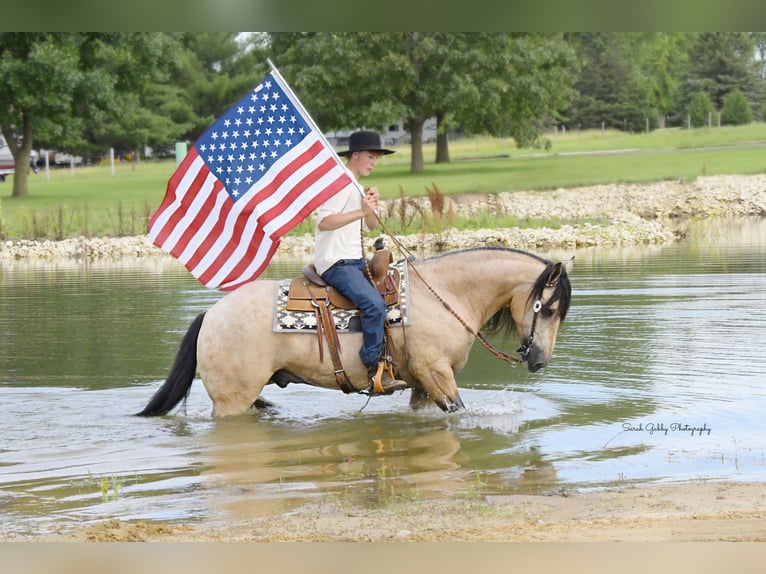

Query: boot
<box><xmin>368</xmin><ymin>362</ymin><xmax>408</xmax><ymax>395</ymax></box>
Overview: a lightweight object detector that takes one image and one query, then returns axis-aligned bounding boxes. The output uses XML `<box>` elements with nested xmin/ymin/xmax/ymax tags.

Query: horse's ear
<box><xmin>547</xmin><ymin>262</ymin><xmax>563</xmax><ymax>287</ymax></box>
<box><xmin>563</xmin><ymin>256</ymin><xmax>574</xmax><ymax>274</ymax></box>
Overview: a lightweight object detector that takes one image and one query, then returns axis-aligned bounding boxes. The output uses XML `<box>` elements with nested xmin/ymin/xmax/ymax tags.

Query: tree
<box><xmin>269</xmin><ymin>33</ymin><xmax>577</xmax><ymax>173</ymax></box>
<box><xmin>688</xmin><ymin>91</ymin><xmax>716</xmax><ymax>128</ymax></box>
<box><xmin>565</xmin><ymin>33</ymin><xmax>654</xmax><ymax>132</ymax></box>
<box><xmin>627</xmin><ymin>33</ymin><xmax>694</xmax><ymax>128</ymax></box>
<box><xmin>0</xmin><ymin>33</ymin><xmax>178</xmax><ymax>197</ymax></box>
<box><xmin>88</xmin><ymin>32</ymin><xmax>274</xmax><ymax>161</ymax></box>
<box><xmin>721</xmin><ymin>89</ymin><xmax>753</xmax><ymax>125</ymax></box>
<box><xmin>680</xmin><ymin>32</ymin><xmax>760</xmax><ymax>115</ymax></box>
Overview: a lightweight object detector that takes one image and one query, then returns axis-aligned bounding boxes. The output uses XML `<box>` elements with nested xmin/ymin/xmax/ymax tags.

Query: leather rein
<box><xmin>373</xmin><ymin>215</ymin><xmax>544</xmax><ymax>367</ymax></box>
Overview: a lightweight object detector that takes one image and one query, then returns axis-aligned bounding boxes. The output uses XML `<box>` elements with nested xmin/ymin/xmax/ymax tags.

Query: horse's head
<box><xmin>514</xmin><ymin>258</ymin><xmax>573</xmax><ymax>372</ymax></box>
<box><xmin>485</xmin><ymin>257</ymin><xmax>573</xmax><ymax>373</ymax></box>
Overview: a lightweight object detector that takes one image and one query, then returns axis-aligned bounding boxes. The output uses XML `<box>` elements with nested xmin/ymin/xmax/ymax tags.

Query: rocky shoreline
<box><xmin>2</xmin><ymin>174</ymin><xmax>764</xmax><ymax>261</ymax></box>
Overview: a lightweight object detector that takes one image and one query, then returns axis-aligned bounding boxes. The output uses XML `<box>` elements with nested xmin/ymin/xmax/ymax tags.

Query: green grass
<box><xmin>1</xmin><ymin>124</ymin><xmax>765</xmax><ymax>240</ymax></box>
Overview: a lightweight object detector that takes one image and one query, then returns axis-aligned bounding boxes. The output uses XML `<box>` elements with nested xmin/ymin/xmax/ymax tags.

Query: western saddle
<box><xmin>284</xmin><ymin>244</ymin><xmax>401</xmax><ymax>394</ymax></box>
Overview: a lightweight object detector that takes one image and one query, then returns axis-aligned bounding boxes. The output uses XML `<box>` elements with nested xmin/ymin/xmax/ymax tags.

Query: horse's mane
<box><xmin>442</xmin><ymin>248</ymin><xmax>573</xmax><ymax>339</ymax></box>
<box><xmin>421</xmin><ymin>245</ymin><xmax>550</xmax><ymax>265</ymax></box>
<box><xmin>401</xmin><ymin>246</ymin><xmax>571</xmax><ymax>339</ymax></box>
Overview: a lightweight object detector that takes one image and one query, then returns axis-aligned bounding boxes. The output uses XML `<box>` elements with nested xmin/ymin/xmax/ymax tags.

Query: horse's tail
<box><xmin>135</xmin><ymin>312</ymin><xmax>205</xmax><ymax>417</ymax></box>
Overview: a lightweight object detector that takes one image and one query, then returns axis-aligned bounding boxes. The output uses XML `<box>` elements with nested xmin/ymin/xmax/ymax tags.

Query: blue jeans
<box><xmin>321</xmin><ymin>258</ymin><xmax>386</xmax><ymax>369</ymax></box>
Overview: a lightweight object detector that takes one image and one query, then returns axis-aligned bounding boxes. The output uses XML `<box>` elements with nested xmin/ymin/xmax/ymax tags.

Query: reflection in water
<box><xmin>0</xmin><ymin>218</ymin><xmax>765</xmax><ymax>535</ymax></box>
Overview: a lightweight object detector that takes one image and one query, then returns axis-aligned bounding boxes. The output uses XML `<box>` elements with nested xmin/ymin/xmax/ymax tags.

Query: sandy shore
<box><xmin>39</xmin><ymin>480</ymin><xmax>766</xmax><ymax>542</ymax></box>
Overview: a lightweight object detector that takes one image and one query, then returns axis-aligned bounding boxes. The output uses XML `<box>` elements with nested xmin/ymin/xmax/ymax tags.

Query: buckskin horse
<box><xmin>137</xmin><ymin>247</ymin><xmax>573</xmax><ymax>417</ymax></box>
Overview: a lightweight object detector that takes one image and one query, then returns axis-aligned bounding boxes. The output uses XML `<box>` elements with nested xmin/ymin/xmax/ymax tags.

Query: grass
<box><xmin>1</xmin><ymin>124</ymin><xmax>765</xmax><ymax>240</ymax></box>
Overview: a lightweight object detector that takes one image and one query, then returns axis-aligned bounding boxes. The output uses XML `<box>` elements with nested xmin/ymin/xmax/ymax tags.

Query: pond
<box><xmin>1</xmin><ymin>217</ymin><xmax>764</xmax><ymax>537</ymax></box>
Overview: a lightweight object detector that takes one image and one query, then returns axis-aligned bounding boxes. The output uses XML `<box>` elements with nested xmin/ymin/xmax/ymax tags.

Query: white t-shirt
<box><xmin>314</xmin><ymin>181</ymin><xmax>370</xmax><ymax>275</ymax></box>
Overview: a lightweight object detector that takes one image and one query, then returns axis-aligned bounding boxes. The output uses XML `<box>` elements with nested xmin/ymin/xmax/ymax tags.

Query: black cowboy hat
<box><xmin>338</xmin><ymin>130</ymin><xmax>395</xmax><ymax>157</ymax></box>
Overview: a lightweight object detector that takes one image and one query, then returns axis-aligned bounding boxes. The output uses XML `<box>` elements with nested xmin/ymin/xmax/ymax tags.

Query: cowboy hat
<box><xmin>338</xmin><ymin>130</ymin><xmax>395</xmax><ymax>157</ymax></box>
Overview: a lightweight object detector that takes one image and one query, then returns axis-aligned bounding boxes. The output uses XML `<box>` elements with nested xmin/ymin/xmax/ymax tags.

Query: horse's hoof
<box><xmin>437</xmin><ymin>393</ymin><xmax>465</xmax><ymax>413</ymax></box>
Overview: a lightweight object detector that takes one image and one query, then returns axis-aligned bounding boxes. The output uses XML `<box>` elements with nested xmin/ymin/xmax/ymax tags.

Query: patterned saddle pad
<box><xmin>273</xmin><ymin>260</ymin><xmax>410</xmax><ymax>333</ymax></box>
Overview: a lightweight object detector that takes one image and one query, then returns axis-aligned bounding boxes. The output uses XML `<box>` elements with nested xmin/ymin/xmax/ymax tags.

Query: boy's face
<box><xmin>349</xmin><ymin>150</ymin><xmax>382</xmax><ymax>177</ymax></box>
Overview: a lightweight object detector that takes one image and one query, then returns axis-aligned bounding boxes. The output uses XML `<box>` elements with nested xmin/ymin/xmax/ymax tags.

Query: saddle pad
<box><xmin>274</xmin><ymin>260</ymin><xmax>410</xmax><ymax>333</ymax></box>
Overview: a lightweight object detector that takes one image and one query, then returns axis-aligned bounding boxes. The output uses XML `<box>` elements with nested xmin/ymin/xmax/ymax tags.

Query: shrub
<box><xmin>721</xmin><ymin>89</ymin><xmax>753</xmax><ymax>125</ymax></box>
<box><xmin>687</xmin><ymin>92</ymin><xmax>716</xmax><ymax>128</ymax></box>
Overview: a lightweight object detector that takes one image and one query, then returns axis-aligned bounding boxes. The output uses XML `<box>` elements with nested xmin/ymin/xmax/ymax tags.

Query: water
<box><xmin>1</xmin><ymin>218</ymin><xmax>765</xmax><ymax>537</ymax></box>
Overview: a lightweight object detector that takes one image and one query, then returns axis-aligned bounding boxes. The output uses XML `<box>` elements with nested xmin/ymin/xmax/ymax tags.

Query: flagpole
<box><xmin>267</xmin><ymin>59</ymin><xmax>365</xmax><ymax>197</ymax></box>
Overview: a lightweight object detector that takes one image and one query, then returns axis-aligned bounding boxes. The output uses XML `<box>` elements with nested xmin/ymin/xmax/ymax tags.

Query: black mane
<box><xmin>402</xmin><ymin>246</ymin><xmax>572</xmax><ymax>339</ymax></box>
<box><xmin>480</xmin><ymin>252</ymin><xmax>572</xmax><ymax>339</ymax></box>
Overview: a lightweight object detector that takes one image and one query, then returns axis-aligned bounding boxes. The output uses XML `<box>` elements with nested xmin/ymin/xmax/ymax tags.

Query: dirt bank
<box><xmin>34</xmin><ymin>480</ymin><xmax>766</xmax><ymax>542</ymax></box>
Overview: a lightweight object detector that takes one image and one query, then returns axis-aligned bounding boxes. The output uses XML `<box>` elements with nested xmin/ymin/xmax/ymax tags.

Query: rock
<box><xmin>1</xmin><ymin>174</ymin><xmax>764</xmax><ymax>261</ymax></box>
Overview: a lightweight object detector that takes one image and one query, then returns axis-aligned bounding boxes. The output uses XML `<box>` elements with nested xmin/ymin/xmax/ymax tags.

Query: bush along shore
<box><xmin>1</xmin><ymin>174</ymin><xmax>764</xmax><ymax>261</ymax></box>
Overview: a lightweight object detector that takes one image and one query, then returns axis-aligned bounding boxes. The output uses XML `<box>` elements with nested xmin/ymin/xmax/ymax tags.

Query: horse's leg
<box><xmin>195</xmin><ymin>283</ymin><xmax>279</xmax><ymax>417</ymax></box>
<box><xmin>409</xmin><ymin>359</ymin><xmax>465</xmax><ymax>412</ymax></box>
<box><xmin>408</xmin><ymin>387</ymin><xmax>432</xmax><ymax>410</ymax></box>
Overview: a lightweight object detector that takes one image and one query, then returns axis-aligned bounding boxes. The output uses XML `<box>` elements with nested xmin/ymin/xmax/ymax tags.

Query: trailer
<box><xmin>0</xmin><ymin>134</ymin><xmax>13</xmax><ymax>182</ymax></box>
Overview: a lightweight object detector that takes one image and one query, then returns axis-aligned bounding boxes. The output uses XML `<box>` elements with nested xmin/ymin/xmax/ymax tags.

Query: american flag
<box><xmin>149</xmin><ymin>70</ymin><xmax>353</xmax><ymax>291</ymax></box>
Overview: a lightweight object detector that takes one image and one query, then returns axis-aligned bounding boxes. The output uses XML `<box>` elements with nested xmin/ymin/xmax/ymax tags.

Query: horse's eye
<box><xmin>545</xmin><ymin>307</ymin><xmax>556</xmax><ymax>318</ymax></box>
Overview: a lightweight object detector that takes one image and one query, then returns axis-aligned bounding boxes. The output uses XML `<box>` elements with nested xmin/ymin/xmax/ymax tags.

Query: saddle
<box><xmin>285</xmin><ymin>252</ymin><xmax>399</xmax><ymax>312</ymax></box>
<box><xmin>284</xmin><ymin>246</ymin><xmax>401</xmax><ymax>394</ymax></box>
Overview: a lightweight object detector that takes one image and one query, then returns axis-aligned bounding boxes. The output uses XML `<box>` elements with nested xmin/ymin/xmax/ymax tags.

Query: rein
<box><xmin>372</xmin><ymin>214</ymin><xmax>540</xmax><ymax>367</ymax></box>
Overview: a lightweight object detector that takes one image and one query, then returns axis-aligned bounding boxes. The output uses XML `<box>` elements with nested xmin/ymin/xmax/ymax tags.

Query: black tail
<box><xmin>135</xmin><ymin>312</ymin><xmax>205</xmax><ymax>417</ymax></box>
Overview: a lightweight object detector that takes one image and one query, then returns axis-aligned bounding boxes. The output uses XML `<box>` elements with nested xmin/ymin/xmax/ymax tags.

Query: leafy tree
<box><xmin>687</xmin><ymin>91</ymin><xmax>716</xmax><ymax>127</ymax></box>
<box><xmin>565</xmin><ymin>33</ymin><xmax>654</xmax><ymax>132</ymax></box>
<box><xmin>721</xmin><ymin>89</ymin><xmax>753</xmax><ymax>125</ymax></box>
<box><xmin>680</xmin><ymin>32</ymin><xmax>759</xmax><ymax>114</ymax></box>
<box><xmin>627</xmin><ymin>33</ymin><xmax>694</xmax><ymax>128</ymax></box>
<box><xmin>269</xmin><ymin>32</ymin><xmax>577</xmax><ymax>173</ymax></box>
<box><xmin>94</xmin><ymin>33</ymin><xmax>272</xmax><ymax>159</ymax></box>
<box><xmin>0</xmin><ymin>32</ymin><xmax>178</xmax><ymax>197</ymax></box>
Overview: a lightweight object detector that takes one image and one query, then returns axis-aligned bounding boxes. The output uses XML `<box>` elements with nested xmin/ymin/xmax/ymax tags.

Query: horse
<box><xmin>136</xmin><ymin>246</ymin><xmax>573</xmax><ymax>417</ymax></box>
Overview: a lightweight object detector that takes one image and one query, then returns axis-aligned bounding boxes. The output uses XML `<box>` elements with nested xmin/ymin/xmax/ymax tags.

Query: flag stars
<box><xmin>195</xmin><ymin>74</ymin><xmax>315</xmax><ymax>205</ymax></box>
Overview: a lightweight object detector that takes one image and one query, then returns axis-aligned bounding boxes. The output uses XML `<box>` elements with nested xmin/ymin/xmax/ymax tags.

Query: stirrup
<box><xmin>368</xmin><ymin>361</ymin><xmax>408</xmax><ymax>395</ymax></box>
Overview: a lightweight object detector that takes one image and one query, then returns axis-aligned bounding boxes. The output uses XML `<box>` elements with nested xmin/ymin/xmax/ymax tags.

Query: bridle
<box><xmin>516</xmin><ymin>298</ymin><xmax>543</xmax><ymax>363</ymax></box>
